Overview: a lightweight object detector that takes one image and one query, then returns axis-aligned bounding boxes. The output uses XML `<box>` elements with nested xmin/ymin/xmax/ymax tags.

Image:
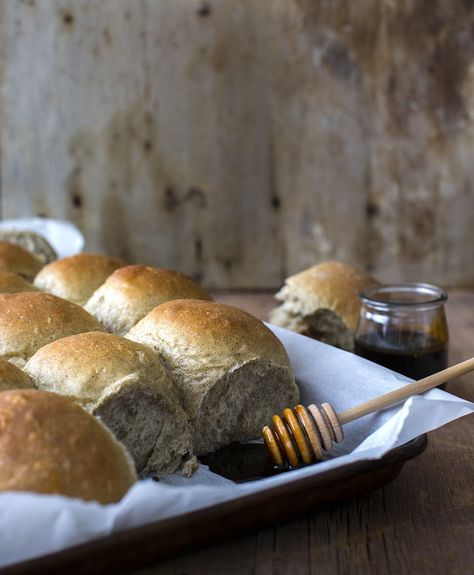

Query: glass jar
<box><xmin>354</xmin><ymin>283</ymin><xmax>448</xmax><ymax>380</ymax></box>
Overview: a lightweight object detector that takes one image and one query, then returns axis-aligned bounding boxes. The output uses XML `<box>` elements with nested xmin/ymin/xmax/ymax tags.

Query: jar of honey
<box><xmin>354</xmin><ymin>283</ymin><xmax>448</xmax><ymax>380</ymax></box>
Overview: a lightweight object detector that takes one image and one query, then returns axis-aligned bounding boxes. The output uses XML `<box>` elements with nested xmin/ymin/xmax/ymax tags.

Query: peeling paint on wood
<box><xmin>0</xmin><ymin>0</ymin><xmax>473</xmax><ymax>288</ymax></box>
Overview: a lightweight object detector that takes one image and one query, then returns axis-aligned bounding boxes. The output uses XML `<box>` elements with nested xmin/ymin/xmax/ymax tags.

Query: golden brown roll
<box><xmin>0</xmin><ymin>230</ymin><xmax>57</xmax><ymax>264</ymax></box>
<box><xmin>85</xmin><ymin>265</ymin><xmax>212</xmax><ymax>335</ymax></box>
<box><xmin>0</xmin><ymin>241</ymin><xmax>44</xmax><ymax>281</ymax></box>
<box><xmin>126</xmin><ymin>299</ymin><xmax>299</xmax><ymax>456</ymax></box>
<box><xmin>270</xmin><ymin>260</ymin><xmax>378</xmax><ymax>351</ymax></box>
<box><xmin>0</xmin><ymin>358</ymin><xmax>34</xmax><ymax>391</ymax></box>
<box><xmin>0</xmin><ymin>292</ymin><xmax>104</xmax><ymax>366</ymax></box>
<box><xmin>26</xmin><ymin>332</ymin><xmax>194</xmax><ymax>476</ymax></box>
<box><xmin>0</xmin><ymin>271</ymin><xmax>39</xmax><ymax>294</ymax></box>
<box><xmin>34</xmin><ymin>253</ymin><xmax>127</xmax><ymax>305</ymax></box>
<box><xmin>0</xmin><ymin>389</ymin><xmax>136</xmax><ymax>503</ymax></box>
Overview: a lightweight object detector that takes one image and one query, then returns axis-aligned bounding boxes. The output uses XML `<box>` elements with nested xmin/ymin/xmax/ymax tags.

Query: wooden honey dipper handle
<box><xmin>263</xmin><ymin>358</ymin><xmax>474</xmax><ymax>469</ymax></box>
<box><xmin>338</xmin><ymin>357</ymin><xmax>474</xmax><ymax>425</ymax></box>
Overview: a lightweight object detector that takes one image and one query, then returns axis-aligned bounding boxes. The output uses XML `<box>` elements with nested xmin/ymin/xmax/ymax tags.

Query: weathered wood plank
<box><xmin>1</xmin><ymin>1</ymin><xmax>473</xmax><ymax>288</ymax></box>
<box><xmin>0</xmin><ymin>0</ymin><xmax>287</xmax><ymax>287</ymax></box>
<box><xmin>367</xmin><ymin>1</ymin><xmax>474</xmax><ymax>287</ymax></box>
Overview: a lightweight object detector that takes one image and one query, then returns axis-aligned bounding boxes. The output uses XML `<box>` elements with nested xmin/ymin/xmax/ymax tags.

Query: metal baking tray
<box><xmin>1</xmin><ymin>435</ymin><xmax>427</xmax><ymax>575</ymax></box>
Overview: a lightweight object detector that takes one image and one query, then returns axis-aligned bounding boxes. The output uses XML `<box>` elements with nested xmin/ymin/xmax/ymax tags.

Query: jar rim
<box><xmin>359</xmin><ymin>282</ymin><xmax>448</xmax><ymax>308</ymax></box>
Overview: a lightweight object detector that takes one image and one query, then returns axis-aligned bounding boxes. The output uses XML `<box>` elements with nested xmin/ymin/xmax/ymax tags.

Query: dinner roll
<box><xmin>34</xmin><ymin>253</ymin><xmax>127</xmax><ymax>305</ymax></box>
<box><xmin>0</xmin><ymin>241</ymin><xmax>44</xmax><ymax>281</ymax></box>
<box><xmin>0</xmin><ymin>292</ymin><xmax>104</xmax><ymax>366</ymax></box>
<box><xmin>0</xmin><ymin>230</ymin><xmax>57</xmax><ymax>264</ymax></box>
<box><xmin>0</xmin><ymin>389</ymin><xmax>136</xmax><ymax>503</ymax></box>
<box><xmin>270</xmin><ymin>261</ymin><xmax>378</xmax><ymax>351</ymax></box>
<box><xmin>127</xmin><ymin>300</ymin><xmax>299</xmax><ymax>456</ymax></box>
<box><xmin>85</xmin><ymin>265</ymin><xmax>212</xmax><ymax>335</ymax></box>
<box><xmin>0</xmin><ymin>271</ymin><xmax>38</xmax><ymax>293</ymax></box>
<box><xmin>26</xmin><ymin>332</ymin><xmax>194</xmax><ymax>476</ymax></box>
<box><xmin>0</xmin><ymin>358</ymin><xmax>34</xmax><ymax>391</ymax></box>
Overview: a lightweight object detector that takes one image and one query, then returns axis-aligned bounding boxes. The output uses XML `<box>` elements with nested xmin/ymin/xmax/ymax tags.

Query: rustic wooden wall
<box><xmin>0</xmin><ymin>0</ymin><xmax>473</xmax><ymax>288</ymax></box>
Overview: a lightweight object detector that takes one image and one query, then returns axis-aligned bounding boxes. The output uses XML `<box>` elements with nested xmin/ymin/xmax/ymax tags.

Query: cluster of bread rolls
<box><xmin>0</xmin><ymin>239</ymin><xmax>299</xmax><ymax>503</ymax></box>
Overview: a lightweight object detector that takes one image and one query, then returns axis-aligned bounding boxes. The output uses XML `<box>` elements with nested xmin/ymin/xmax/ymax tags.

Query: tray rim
<box><xmin>0</xmin><ymin>434</ymin><xmax>428</xmax><ymax>575</ymax></box>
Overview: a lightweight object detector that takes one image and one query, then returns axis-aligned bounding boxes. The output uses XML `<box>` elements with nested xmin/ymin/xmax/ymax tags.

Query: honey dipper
<box><xmin>262</xmin><ymin>357</ymin><xmax>474</xmax><ymax>468</ymax></box>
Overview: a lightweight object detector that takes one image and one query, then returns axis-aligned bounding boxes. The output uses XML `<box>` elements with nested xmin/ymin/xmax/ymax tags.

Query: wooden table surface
<box><xmin>133</xmin><ymin>291</ymin><xmax>474</xmax><ymax>575</ymax></box>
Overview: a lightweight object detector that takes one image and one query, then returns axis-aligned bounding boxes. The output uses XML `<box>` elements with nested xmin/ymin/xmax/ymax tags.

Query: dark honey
<box><xmin>201</xmin><ymin>443</ymin><xmax>284</xmax><ymax>482</ymax></box>
<box><xmin>354</xmin><ymin>331</ymin><xmax>448</xmax><ymax>380</ymax></box>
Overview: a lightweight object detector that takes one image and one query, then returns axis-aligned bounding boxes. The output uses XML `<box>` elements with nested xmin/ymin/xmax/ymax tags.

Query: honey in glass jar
<box><xmin>354</xmin><ymin>283</ymin><xmax>448</xmax><ymax>380</ymax></box>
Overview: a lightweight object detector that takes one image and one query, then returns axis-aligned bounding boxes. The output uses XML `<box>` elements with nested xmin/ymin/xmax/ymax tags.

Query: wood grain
<box><xmin>1</xmin><ymin>1</ymin><xmax>473</xmax><ymax>288</ymax></box>
<box><xmin>129</xmin><ymin>290</ymin><xmax>474</xmax><ymax>575</ymax></box>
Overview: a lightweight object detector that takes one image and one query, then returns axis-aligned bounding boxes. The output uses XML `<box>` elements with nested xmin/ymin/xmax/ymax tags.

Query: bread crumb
<box><xmin>181</xmin><ymin>455</ymin><xmax>199</xmax><ymax>477</ymax></box>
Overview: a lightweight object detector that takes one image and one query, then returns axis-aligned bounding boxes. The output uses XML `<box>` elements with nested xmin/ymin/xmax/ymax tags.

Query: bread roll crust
<box><xmin>0</xmin><ymin>292</ymin><xmax>104</xmax><ymax>365</ymax></box>
<box><xmin>25</xmin><ymin>331</ymin><xmax>178</xmax><ymax>406</ymax></box>
<box><xmin>85</xmin><ymin>265</ymin><xmax>212</xmax><ymax>335</ymax></box>
<box><xmin>275</xmin><ymin>261</ymin><xmax>377</xmax><ymax>332</ymax></box>
<box><xmin>0</xmin><ymin>242</ymin><xmax>43</xmax><ymax>281</ymax></box>
<box><xmin>34</xmin><ymin>253</ymin><xmax>127</xmax><ymax>305</ymax></box>
<box><xmin>0</xmin><ymin>231</ymin><xmax>57</xmax><ymax>264</ymax></box>
<box><xmin>0</xmin><ymin>358</ymin><xmax>33</xmax><ymax>391</ymax></box>
<box><xmin>0</xmin><ymin>389</ymin><xmax>136</xmax><ymax>503</ymax></box>
<box><xmin>270</xmin><ymin>261</ymin><xmax>378</xmax><ymax>350</ymax></box>
<box><xmin>0</xmin><ymin>271</ymin><xmax>38</xmax><ymax>294</ymax></box>
<box><xmin>127</xmin><ymin>299</ymin><xmax>298</xmax><ymax>455</ymax></box>
<box><xmin>26</xmin><ymin>331</ymin><xmax>194</xmax><ymax>475</ymax></box>
<box><xmin>128</xmin><ymin>299</ymin><xmax>290</xmax><ymax>381</ymax></box>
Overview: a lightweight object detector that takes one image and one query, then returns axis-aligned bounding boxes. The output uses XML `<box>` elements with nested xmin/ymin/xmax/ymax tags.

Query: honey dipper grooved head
<box><xmin>262</xmin><ymin>403</ymin><xmax>344</xmax><ymax>469</ymax></box>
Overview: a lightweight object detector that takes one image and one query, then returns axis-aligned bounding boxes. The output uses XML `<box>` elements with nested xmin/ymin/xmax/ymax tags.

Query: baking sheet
<box><xmin>0</xmin><ymin>325</ymin><xmax>472</xmax><ymax>567</ymax></box>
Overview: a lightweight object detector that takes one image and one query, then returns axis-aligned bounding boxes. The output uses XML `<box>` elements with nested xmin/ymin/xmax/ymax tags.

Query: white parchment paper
<box><xmin>0</xmin><ymin>326</ymin><xmax>472</xmax><ymax>567</ymax></box>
